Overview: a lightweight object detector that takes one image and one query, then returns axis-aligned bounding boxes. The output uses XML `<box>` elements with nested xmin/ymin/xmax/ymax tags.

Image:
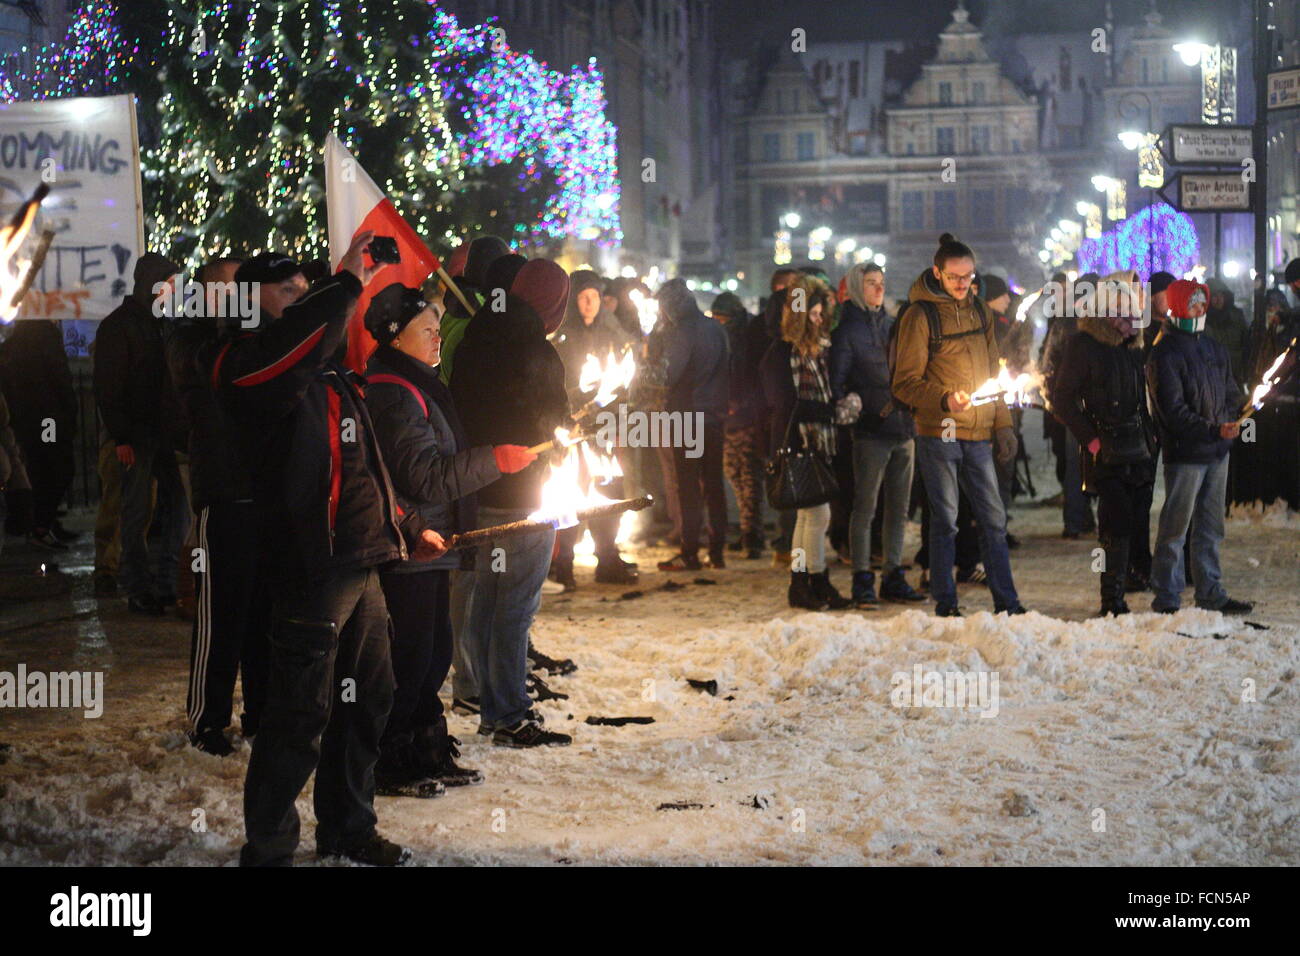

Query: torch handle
<box><xmin>526</xmin><ymin>440</ymin><xmax>554</xmax><ymax>455</ymax></box>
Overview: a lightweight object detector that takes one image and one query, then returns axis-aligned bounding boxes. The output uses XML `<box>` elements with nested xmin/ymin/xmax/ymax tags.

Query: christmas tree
<box><xmin>148</xmin><ymin>0</ymin><xmax>461</xmax><ymax>267</ymax></box>
<box><xmin>0</xmin><ymin>2</ymin><xmax>138</xmax><ymax>103</ymax></box>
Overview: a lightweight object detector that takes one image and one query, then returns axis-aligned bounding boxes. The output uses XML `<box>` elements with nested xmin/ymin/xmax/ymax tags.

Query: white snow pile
<box><xmin>2</xmin><ymin>607</ymin><xmax>1296</xmax><ymax>866</ymax></box>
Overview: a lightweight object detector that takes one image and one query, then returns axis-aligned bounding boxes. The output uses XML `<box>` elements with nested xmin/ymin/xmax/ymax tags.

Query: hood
<box><xmin>908</xmin><ymin>269</ymin><xmax>965</xmax><ymax>306</ymax></box>
<box><xmin>132</xmin><ymin>252</ymin><xmax>180</xmax><ymax>306</ymax></box>
<box><xmin>1078</xmin><ymin>315</ymin><xmax>1141</xmax><ymax>349</ymax></box>
<box><xmin>467</xmin><ymin>293</ymin><xmax>546</xmax><ymax>347</ymax></box>
<box><xmin>844</xmin><ymin>263</ymin><xmax>874</xmax><ymax>311</ymax></box>
<box><xmin>511</xmin><ymin>259</ymin><xmax>570</xmax><ymax>335</ymax></box>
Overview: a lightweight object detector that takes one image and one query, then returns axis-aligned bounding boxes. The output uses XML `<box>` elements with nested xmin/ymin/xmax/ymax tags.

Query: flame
<box><xmin>0</xmin><ymin>199</ymin><xmax>41</xmax><ymax>322</ymax></box>
<box><xmin>579</xmin><ymin>348</ymin><xmax>637</xmax><ymax>408</ymax></box>
<box><xmin>629</xmin><ymin>287</ymin><xmax>659</xmax><ymax>336</ymax></box>
<box><xmin>1247</xmin><ymin>338</ymin><xmax>1295</xmax><ymax>410</ymax></box>
<box><xmin>970</xmin><ymin>359</ymin><xmax>1042</xmax><ymax>407</ymax></box>
<box><xmin>528</xmin><ymin>428</ymin><xmax>625</xmax><ymax>529</ymax></box>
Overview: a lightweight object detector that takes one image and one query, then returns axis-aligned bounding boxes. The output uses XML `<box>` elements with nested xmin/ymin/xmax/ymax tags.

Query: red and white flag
<box><xmin>325</xmin><ymin>132</ymin><xmax>441</xmax><ymax>373</ymax></box>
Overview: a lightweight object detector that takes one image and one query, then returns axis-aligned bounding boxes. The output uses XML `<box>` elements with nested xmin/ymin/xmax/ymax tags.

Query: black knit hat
<box><xmin>978</xmin><ymin>273</ymin><xmax>1009</xmax><ymax>302</ymax></box>
<box><xmin>1149</xmin><ymin>271</ymin><xmax>1177</xmax><ymax>296</ymax></box>
<box><xmin>234</xmin><ymin>252</ymin><xmax>302</xmax><ymax>286</ymax></box>
<box><xmin>709</xmin><ymin>291</ymin><xmax>746</xmax><ymax>320</ymax></box>
<box><xmin>364</xmin><ymin>283</ymin><xmax>428</xmax><ymax>341</ymax></box>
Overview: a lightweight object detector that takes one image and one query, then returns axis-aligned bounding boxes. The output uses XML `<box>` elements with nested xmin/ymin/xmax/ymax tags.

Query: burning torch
<box><xmin>1236</xmin><ymin>337</ymin><xmax>1298</xmax><ymax>426</ymax></box>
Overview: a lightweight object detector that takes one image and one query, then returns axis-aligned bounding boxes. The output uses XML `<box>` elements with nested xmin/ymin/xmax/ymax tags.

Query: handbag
<box><xmin>765</xmin><ymin>407</ymin><xmax>839</xmax><ymax>510</ymax></box>
<box><xmin>1096</xmin><ymin>417</ymin><xmax>1150</xmax><ymax>465</ymax></box>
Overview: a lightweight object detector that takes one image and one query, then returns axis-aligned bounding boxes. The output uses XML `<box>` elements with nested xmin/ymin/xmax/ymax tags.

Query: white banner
<box><xmin>0</xmin><ymin>94</ymin><xmax>143</xmax><ymax>340</ymax></box>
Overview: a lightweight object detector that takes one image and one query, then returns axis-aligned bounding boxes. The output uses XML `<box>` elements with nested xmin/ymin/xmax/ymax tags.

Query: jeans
<box><xmin>1151</xmin><ymin>455</ymin><xmax>1230</xmax><ymax>611</ymax></box>
<box><xmin>241</xmin><ymin>568</ymin><xmax>393</xmax><ymax>866</ymax></box>
<box><xmin>467</xmin><ymin>506</ymin><xmax>555</xmax><ymax>729</ymax></box>
<box><xmin>118</xmin><ymin>438</ymin><xmax>189</xmax><ymax>600</ymax></box>
<box><xmin>915</xmin><ymin>436</ymin><xmax>1019</xmax><ymax>610</ymax></box>
<box><xmin>792</xmin><ymin>502</ymin><xmax>831</xmax><ymax>572</ymax></box>
<box><xmin>850</xmin><ymin>435</ymin><xmax>914</xmax><ymax>575</ymax></box>
<box><xmin>673</xmin><ymin>419</ymin><xmax>727</xmax><ymax>555</ymax></box>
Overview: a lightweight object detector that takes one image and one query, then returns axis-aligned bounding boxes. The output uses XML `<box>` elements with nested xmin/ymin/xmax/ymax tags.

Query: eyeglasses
<box><xmin>942</xmin><ymin>272</ymin><xmax>975</xmax><ymax>284</ymax></box>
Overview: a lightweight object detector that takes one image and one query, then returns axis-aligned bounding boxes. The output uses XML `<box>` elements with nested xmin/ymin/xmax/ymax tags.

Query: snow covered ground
<box><xmin>1</xmin><ymin>443</ymin><xmax>1297</xmax><ymax>866</ymax></box>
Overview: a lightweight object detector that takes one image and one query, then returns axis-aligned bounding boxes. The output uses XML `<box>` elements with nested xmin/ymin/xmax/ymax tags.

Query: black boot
<box><xmin>742</xmin><ymin>529</ymin><xmax>765</xmax><ymax>560</ymax></box>
<box><xmin>414</xmin><ymin>720</ymin><xmax>484</xmax><ymax>788</ymax></box>
<box><xmin>788</xmin><ymin>571</ymin><xmax>829</xmax><ymax>610</ymax></box>
<box><xmin>811</xmin><ymin>570</ymin><xmax>852</xmax><ymax>610</ymax></box>
<box><xmin>374</xmin><ymin>739</ymin><xmax>446</xmax><ymax>798</ymax></box>
<box><xmin>1098</xmin><ymin>536</ymin><xmax>1131</xmax><ymax>616</ymax></box>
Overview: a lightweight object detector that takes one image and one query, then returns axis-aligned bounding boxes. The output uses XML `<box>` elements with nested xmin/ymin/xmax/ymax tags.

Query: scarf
<box><xmin>790</xmin><ymin>341</ymin><xmax>835</xmax><ymax>459</ymax></box>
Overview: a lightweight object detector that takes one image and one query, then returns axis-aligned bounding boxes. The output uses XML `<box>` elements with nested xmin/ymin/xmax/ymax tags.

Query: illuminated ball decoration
<box><xmin>1076</xmin><ymin>202</ymin><xmax>1200</xmax><ymax>281</ymax></box>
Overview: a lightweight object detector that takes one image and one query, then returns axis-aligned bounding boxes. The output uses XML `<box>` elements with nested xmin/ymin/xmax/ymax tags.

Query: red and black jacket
<box><xmin>214</xmin><ymin>271</ymin><xmax>422</xmax><ymax>584</ymax></box>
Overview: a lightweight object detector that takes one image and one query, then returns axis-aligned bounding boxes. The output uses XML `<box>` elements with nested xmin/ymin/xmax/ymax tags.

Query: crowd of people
<box><xmin>0</xmin><ymin>224</ymin><xmax>1295</xmax><ymax>867</ymax></box>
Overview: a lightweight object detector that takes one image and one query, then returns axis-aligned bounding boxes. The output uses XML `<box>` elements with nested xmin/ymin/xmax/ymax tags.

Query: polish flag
<box><xmin>325</xmin><ymin>132</ymin><xmax>441</xmax><ymax>373</ymax></box>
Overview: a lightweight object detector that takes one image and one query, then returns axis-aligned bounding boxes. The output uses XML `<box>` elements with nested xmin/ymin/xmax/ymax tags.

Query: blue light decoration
<box><xmin>1077</xmin><ymin>202</ymin><xmax>1199</xmax><ymax>281</ymax></box>
<box><xmin>429</xmin><ymin>7</ymin><xmax>622</xmax><ymax>248</ymax></box>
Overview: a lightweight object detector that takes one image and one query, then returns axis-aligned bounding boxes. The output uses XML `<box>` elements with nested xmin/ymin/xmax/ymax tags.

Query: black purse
<box><xmin>765</xmin><ymin>407</ymin><xmax>839</xmax><ymax>510</ymax></box>
<box><xmin>1096</xmin><ymin>418</ymin><xmax>1150</xmax><ymax>465</ymax></box>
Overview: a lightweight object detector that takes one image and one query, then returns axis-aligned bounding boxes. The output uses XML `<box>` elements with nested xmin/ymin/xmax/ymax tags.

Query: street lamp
<box><xmin>782</xmin><ymin>211</ymin><xmax>801</xmax><ymax>230</ymax></box>
<box><xmin>1173</xmin><ymin>40</ymin><xmax>1237</xmax><ymax>124</ymax></box>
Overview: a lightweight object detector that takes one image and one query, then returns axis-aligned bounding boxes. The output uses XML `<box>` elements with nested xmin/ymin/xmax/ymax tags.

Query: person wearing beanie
<box><xmin>891</xmin><ymin>234</ymin><xmax>1026</xmax><ymax>616</ymax></box>
<box><xmin>450</xmin><ymin>258</ymin><xmax>573</xmax><ymax>748</ymax></box>
<box><xmin>1146</xmin><ymin>278</ymin><xmax>1252</xmax><ymax>615</ymax></box>
<box><xmin>830</xmin><ymin>262</ymin><xmax>923</xmax><ymax>607</ymax></box>
<box><xmin>363</xmin><ymin>282</ymin><xmax>537</xmax><ymax>793</ymax></box>
<box><xmin>1041</xmin><ymin>272</ymin><xmax>1099</xmax><ymax>539</ymax></box>
<box><xmin>1205</xmin><ymin>279</ymin><xmax>1249</xmax><ymax>389</ymax></box>
<box><xmin>655</xmin><ymin>278</ymin><xmax>731</xmax><ymax>573</ymax></box>
<box><xmin>710</xmin><ymin>291</ymin><xmax>767</xmax><ymax>560</ymax></box>
<box><xmin>92</xmin><ymin>250</ymin><xmax>191</xmax><ymax>616</ymax></box>
<box><xmin>217</xmin><ymin>232</ymin><xmax>452</xmax><ymax>867</ymax></box>
<box><xmin>1052</xmin><ymin>270</ymin><xmax>1158</xmax><ymax>615</ymax></box>
<box><xmin>437</xmin><ymin>235</ymin><xmax>512</xmax><ymax>383</ymax></box>
<box><xmin>550</xmin><ymin>270</ymin><xmax>639</xmax><ymax>588</ymax></box>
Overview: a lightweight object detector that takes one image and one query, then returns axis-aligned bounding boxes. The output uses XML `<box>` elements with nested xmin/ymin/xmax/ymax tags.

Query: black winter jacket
<box><xmin>364</xmin><ymin>344</ymin><xmax>501</xmax><ymax>571</ymax></box>
<box><xmin>722</xmin><ymin>311</ymin><xmax>770</xmax><ymax>432</ymax></box>
<box><xmin>166</xmin><ymin>320</ymin><xmax>254</xmax><ymax>511</ymax></box>
<box><xmin>93</xmin><ymin>295</ymin><xmax>181</xmax><ymax>448</ymax></box>
<box><xmin>759</xmin><ymin>338</ymin><xmax>834</xmax><ymax>454</ymax></box>
<box><xmin>215</xmin><ymin>272</ymin><xmax>421</xmax><ymax>584</ymax></box>
<box><xmin>451</xmin><ymin>294</ymin><xmax>569</xmax><ymax>511</ymax></box>
<box><xmin>0</xmin><ymin>319</ymin><xmax>77</xmax><ymax>446</ymax></box>
<box><xmin>1053</xmin><ymin>317</ymin><xmax>1157</xmax><ymax>492</ymax></box>
<box><xmin>661</xmin><ymin>302</ymin><xmax>729</xmax><ymax>423</ymax></box>
<box><xmin>1146</xmin><ymin>324</ymin><xmax>1240</xmax><ymax>464</ymax></box>
<box><xmin>828</xmin><ymin>300</ymin><xmax>914</xmax><ymax>440</ymax></box>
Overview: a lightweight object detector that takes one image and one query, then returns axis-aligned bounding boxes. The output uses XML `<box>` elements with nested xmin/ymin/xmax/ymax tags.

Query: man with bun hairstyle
<box><xmin>1147</xmin><ymin>278</ymin><xmax>1252</xmax><ymax>615</ymax></box>
<box><xmin>891</xmin><ymin>234</ymin><xmax>1025</xmax><ymax>617</ymax></box>
<box><xmin>217</xmin><ymin>234</ymin><xmax>451</xmax><ymax>866</ymax></box>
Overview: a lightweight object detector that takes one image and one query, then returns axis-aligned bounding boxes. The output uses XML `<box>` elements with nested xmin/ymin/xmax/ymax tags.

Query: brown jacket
<box><xmin>891</xmin><ymin>270</ymin><xmax>1010</xmax><ymax>440</ymax></box>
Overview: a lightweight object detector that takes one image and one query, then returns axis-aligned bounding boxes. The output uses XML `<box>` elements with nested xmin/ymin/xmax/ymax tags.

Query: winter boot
<box><xmin>549</xmin><ymin>558</ymin><xmax>577</xmax><ymax>592</ymax></box>
<box><xmin>414</xmin><ymin>721</ymin><xmax>484</xmax><ymax>788</ymax></box>
<box><xmin>811</xmin><ymin>570</ymin><xmax>852</xmax><ymax>609</ymax></box>
<box><xmin>318</xmin><ymin>832</ymin><xmax>411</xmax><ymax>867</ymax></box>
<box><xmin>1098</xmin><ymin>537</ymin><xmax>1131</xmax><ymax>616</ymax></box>
<box><xmin>374</xmin><ymin>741</ymin><xmax>447</xmax><ymax>799</ymax></box>
<box><xmin>880</xmin><ymin>568</ymin><xmax>925</xmax><ymax>603</ymax></box>
<box><xmin>594</xmin><ymin>557</ymin><xmax>639</xmax><ymax>585</ymax></box>
<box><xmin>850</xmin><ymin>570</ymin><xmax>878</xmax><ymax>608</ymax></box>
<box><xmin>787</xmin><ymin>571</ymin><xmax>829</xmax><ymax>611</ymax></box>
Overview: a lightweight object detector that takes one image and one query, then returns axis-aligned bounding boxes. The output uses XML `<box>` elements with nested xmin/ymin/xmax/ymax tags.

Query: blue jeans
<box><xmin>1151</xmin><ymin>455</ymin><xmax>1230</xmax><ymax>612</ymax></box>
<box><xmin>850</xmin><ymin>435</ymin><xmax>914</xmax><ymax>574</ymax></box>
<box><xmin>466</xmin><ymin>506</ymin><xmax>556</xmax><ymax>729</ymax></box>
<box><xmin>1062</xmin><ymin>434</ymin><xmax>1094</xmax><ymax>534</ymax></box>
<box><xmin>915</xmin><ymin>436</ymin><xmax>1019</xmax><ymax>610</ymax></box>
<box><xmin>449</xmin><ymin>568</ymin><xmax>477</xmax><ymax>700</ymax></box>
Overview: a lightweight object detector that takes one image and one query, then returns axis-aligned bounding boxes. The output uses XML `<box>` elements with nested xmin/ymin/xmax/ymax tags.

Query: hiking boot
<box><xmin>493</xmin><ymin>716</ymin><xmax>572</xmax><ymax>748</ymax></box>
<box><xmin>451</xmin><ymin>696</ymin><xmax>480</xmax><ymax>716</ymax></box>
<box><xmin>374</xmin><ymin>775</ymin><xmax>446</xmax><ymax>799</ymax></box>
<box><xmin>851</xmin><ymin>570</ymin><xmax>878</xmax><ymax>608</ymax></box>
<box><xmin>657</xmin><ymin>552</ymin><xmax>702</xmax><ymax>572</ymax></box>
<box><xmin>318</xmin><ymin>832</ymin><xmax>412</xmax><ymax>866</ymax></box>
<box><xmin>414</xmin><ymin>730</ymin><xmax>484</xmax><ymax>787</ymax></box>
<box><xmin>528</xmin><ymin>643</ymin><xmax>577</xmax><ymax>676</ymax></box>
<box><xmin>189</xmin><ymin>727</ymin><xmax>235</xmax><ymax>757</ymax></box>
<box><xmin>594</xmin><ymin>558</ymin><xmax>639</xmax><ymax>585</ymax></box>
<box><xmin>1202</xmin><ymin>597</ymin><xmax>1253</xmax><ymax>615</ymax></box>
<box><xmin>787</xmin><ymin>571</ymin><xmax>828</xmax><ymax>611</ymax></box>
<box><xmin>810</xmin><ymin>570</ymin><xmax>851</xmax><ymax>609</ymax></box>
<box><xmin>880</xmin><ymin>568</ymin><xmax>925</xmax><ymax>603</ymax></box>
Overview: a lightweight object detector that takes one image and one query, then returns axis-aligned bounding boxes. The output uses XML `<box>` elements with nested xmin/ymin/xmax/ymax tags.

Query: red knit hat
<box><xmin>511</xmin><ymin>259</ymin><xmax>570</xmax><ymax>334</ymax></box>
<box><xmin>1165</xmin><ymin>278</ymin><xmax>1208</xmax><ymax>320</ymax></box>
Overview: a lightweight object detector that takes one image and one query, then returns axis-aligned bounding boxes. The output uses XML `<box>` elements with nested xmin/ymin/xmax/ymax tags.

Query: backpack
<box><xmin>886</xmin><ymin>297</ymin><xmax>989</xmax><ymax>411</ymax></box>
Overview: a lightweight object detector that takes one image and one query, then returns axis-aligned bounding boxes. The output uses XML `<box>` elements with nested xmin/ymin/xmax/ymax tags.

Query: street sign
<box><xmin>1267</xmin><ymin>68</ymin><xmax>1300</xmax><ymax>110</ymax></box>
<box><xmin>1175</xmin><ymin>173</ymin><xmax>1252</xmax><ymax>212</ymax></box>
<box><xmin>1164</xmin><ymin>124</ymin><xmax>1254</xmax><ymax>165</ymax></box>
